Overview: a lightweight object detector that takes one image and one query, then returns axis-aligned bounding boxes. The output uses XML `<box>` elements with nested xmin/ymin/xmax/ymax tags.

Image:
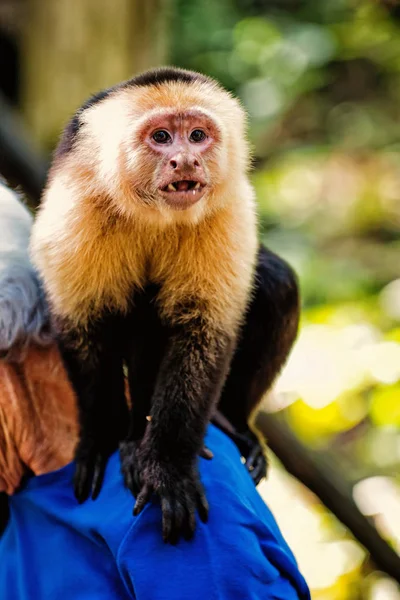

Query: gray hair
<box><xmin>0</xmin><ymin>181</ymin><xmax>52</xmax><ymax>361</ymax></box>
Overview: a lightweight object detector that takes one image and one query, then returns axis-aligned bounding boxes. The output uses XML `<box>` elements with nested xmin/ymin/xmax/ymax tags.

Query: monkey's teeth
<box><xmin>167</xmin><ymin>183</ymin><xmax>176</xmax><ymax>192</ymax></box>
<box><xmin>193</xmin><ymin>190</ymin><xmax>196</xmax><ymax>195</ymax></box>
<box><xmin>194</xmin><ymin>182</ymin><xmax>201</xmax><ymax>190</ymax></box>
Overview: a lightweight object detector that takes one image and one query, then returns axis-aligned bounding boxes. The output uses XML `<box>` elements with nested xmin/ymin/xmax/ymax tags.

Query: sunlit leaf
<box><xmin>370</xmin><ymin>384</ymin><xmax>400</xmax><ymax>427</ymax></box>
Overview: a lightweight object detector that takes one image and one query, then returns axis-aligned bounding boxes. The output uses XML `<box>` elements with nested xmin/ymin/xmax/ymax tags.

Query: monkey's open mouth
<box><xmin>160</xmin><ymin>179</ymin><xmax>206</xmax><ymax>210</ymax></box>
<box><xmin>162</xmin><ymin>180</ymin><xmax>204</xmax><ymax>193</ymax></box>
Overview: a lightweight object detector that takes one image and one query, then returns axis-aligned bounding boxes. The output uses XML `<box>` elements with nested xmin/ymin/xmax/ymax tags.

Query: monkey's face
<box><xmin>137</xmin><ymin>109</ymin><xmax>219</xmax><ymax>212</ymax></box>
<box><xmin>71</xmin><ymin>74</ymin><xmax>250</xmax><ymax>224</ymax></box>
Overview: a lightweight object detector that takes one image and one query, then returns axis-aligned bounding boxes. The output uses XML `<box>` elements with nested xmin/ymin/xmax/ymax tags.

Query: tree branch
<box><xmin>256</xmin><ymin>411</ymin><xmax>400</xmax><ymax>584</ymax></box>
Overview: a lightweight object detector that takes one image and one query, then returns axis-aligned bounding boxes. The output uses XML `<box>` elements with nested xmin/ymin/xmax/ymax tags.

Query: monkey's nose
<box><xmin>169</xmin><ymin>154</ymin><xmax>199</xmax><ymax>170</ymax></box>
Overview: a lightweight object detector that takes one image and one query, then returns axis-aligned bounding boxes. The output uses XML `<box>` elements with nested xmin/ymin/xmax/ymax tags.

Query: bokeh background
<box><xmin>1</xmin><ymin>0</ymin><xmax>400</xmax><ymax>597</ymax></box>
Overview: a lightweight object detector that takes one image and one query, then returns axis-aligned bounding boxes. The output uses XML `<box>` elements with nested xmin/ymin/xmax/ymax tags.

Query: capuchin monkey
<box><xmin>30</xmin><ymin>68</ymin><xmax>299</xmax><ymax>543</ymax></box>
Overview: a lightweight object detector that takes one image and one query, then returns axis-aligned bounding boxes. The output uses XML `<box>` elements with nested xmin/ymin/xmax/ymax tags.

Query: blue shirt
<box><xmin>0</xmin><ymin>425</ymin><xmax>310</xmax><ymax>599</ymax></box>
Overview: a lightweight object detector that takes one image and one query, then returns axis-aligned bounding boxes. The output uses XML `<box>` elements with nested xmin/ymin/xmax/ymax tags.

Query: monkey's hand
<box><xmin>119</xmin><ymin>440</ymin><xmax>142</xmax><ymax>496</ymax></box>
<box><xmin>0</xmin><ymin>262</ymin><xmax>52</xmax><ymax>361</ymax></box>
<box><xmin>134</xmin><ymin>462</ymin><xmax>209</xmax><ymax>545</ymax></box>
<box><xmin>120</xmin><ymin>439</ymin><xmax>212</xmax><ymax>499</ymax></box>
<box><xmin>74</xmin><ymin>439</ymin><xmax>118</xmax><ymax>503</ymax></box>
<box><xmin>126</xmin><ymin>445</ymin><xmax>209</xmax><ymax>544</ymax></box>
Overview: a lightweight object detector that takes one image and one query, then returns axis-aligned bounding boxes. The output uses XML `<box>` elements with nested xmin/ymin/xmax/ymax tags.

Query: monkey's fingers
<box><xmin>199</xmin><ymin>446</ymin><xmax>213</xmax><ymax>460</ymax></box>
<box><xmin>133</xmin><ymin>484</ymin><xmax>153</xmax><ymax>516</ymax></box>
<box><xmin>249</xmin><ymin>459</ymin><xmax>266</xmax><ymax>485</ymax></box>
<box><xmin>162</xmin><ymin>496</ymin><xmax>180</xmax><ymax>544</ymax></box>
<box><xmin>181</xmin><ymin>483</ymin><xmax>199</xmax><ymax>541</ymax></box>
<box><xmin>161</xmin><ymin>496</ymin><xmax>174</xmax><ymax>543</ymax></box>
<box><xmin>246</xmin><ymin>446</ymin><xmax>267</xmax><ymax>485</ymax></box>
<box><xmin>120</xmin><ymin>440</ymin><xmax>142</xmax><ymax>496</ymax></box>
<box><xmin>74</xmin><ymin>460</ymin><xmax>94</xmax><ymax>503</ymax></box>
<box><xmin>121</xmin><ymin>458</ymin><xmax>141</xmax><ymax>496</ymax></box>
<box><xmin>91</xmin><ymin>455</ymin><xmax>108</xmax><ymax>500</ymax></box>
<box><xmin>182</xmin><ymin>498</ymin><xmax>197</xmax><ymax>542</ymax></box>
<box><xmin>124</xmin><ymin>467</ymin><xmax>141</xmax><ymax>497</ymax></box>
<box><xmin>194</xmin><ymin>481</ymin><xmax>209</xmax><ymax>524</ymax></box>
<box><xmin>162</xmin><ymin>490</ymin><xmax>197</xmax><ymax>544</ymax></box>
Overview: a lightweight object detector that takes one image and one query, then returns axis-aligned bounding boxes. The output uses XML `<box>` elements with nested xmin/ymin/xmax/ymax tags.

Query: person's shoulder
<box><xmin>10</xmin><ymin>451</ymin><xmax>136</xmax><ymax>558</ymax></box>
<box><xmin>116</xmin><ymin>423</ymin><xmax>271</xmax><ymax>564</ymax></box>
<box><xmin>201</xmin><ymin>424</ymin><xmax>270</xmax><ymax>514</ymax></box>
<box><xmin>116</xmin><ymin>426</ymin><xmax>310</xmax><ymax>599</ymax></box>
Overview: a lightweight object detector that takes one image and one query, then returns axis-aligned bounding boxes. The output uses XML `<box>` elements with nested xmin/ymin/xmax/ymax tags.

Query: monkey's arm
<box><xmin>59</xmin><ymin>320</ymin><xmax>129</xmax><ymax>502</ymax></box>
<box><xmin>126</xmin><ymin>311</ymin><xmax>234</xmax><ymax>543</ymax></box>
<box><xmin>122</xmin><ymin>203</ymin><xmax>257</xmax><ymax>542</ymax></box>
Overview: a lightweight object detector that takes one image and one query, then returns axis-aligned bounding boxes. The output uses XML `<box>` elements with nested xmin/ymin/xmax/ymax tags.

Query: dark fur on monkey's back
<box><xmin>56</xmin><ymin>68</ymin><xmax>209</xmax><ymax>159</ymax></box>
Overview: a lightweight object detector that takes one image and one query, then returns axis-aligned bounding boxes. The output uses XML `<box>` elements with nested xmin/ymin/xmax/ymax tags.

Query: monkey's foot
<box><xmin>234</xmin><ymin>429</ymin><xmax>268</xmax><ymax>485</ymax></box>
<box><xmin>73</xmin><ymin>445</ymin><xmax>114</xmax><ymax>503</ymax></box>
<box><xmin>133</xmin><ymin>459</ymin><xmax>209</xmax><ymax>544</ymax></box>
<box><xmin>212</xmin><ymin>418</ymin><xmax>268</xmax><ymax>485</ymax></box>
<box><xmin>244</xmin><ymin>439</ymin><xmax>267</xmax><ymax>485</ymax></box>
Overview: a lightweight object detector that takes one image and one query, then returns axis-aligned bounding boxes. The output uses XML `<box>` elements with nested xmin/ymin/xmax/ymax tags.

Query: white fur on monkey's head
<box><xmin>0</xmin><ymin>181</ymin><xmax>52</xmax><ymax>360</ymax></box>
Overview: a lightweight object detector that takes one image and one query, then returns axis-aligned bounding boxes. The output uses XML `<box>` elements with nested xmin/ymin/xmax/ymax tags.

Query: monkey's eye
<box><xmin>152</xmin><ymin>130</ymin><xmax>171</xmax><ymax>144</ymax></box>
<box><xmin>189</xmin><ymin>129</ymin><xmax>206</xmax><ymax>143</ymax></box>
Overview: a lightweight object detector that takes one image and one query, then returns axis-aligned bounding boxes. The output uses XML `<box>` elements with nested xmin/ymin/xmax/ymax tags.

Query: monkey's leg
<box><xmin>216</xmin><ymin>245</ymin><xmax>299</xmax><ymax>480</ymax></box>
<box><xmin>59</xmin><ymin>320</ymin><xmax>128</xmax><ymax>502</ymax></box>
<box><xmin>129</xmin><ymin>316</ymin><xmax>233</xmax><ymax>544</ymax></box>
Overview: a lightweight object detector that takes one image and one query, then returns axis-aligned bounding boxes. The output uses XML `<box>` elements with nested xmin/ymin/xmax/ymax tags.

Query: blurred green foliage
<box><xmin>172</xmin><ymin>0</ymin><xmax>400</xmax><ymax>597</ymax></box>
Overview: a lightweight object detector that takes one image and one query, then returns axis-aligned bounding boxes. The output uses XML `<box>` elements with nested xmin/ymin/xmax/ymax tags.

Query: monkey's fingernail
<box><xmin>146</xmin><ymin>415</ymin><xmax>152</xmax><ymax>421</ymax></box>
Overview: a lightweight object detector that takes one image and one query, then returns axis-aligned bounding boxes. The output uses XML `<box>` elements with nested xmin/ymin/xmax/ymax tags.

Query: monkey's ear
<box><xmin>0</xmin><ymin>260</ymin><xmax>53</xmax><ymax>362</ymax></box>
